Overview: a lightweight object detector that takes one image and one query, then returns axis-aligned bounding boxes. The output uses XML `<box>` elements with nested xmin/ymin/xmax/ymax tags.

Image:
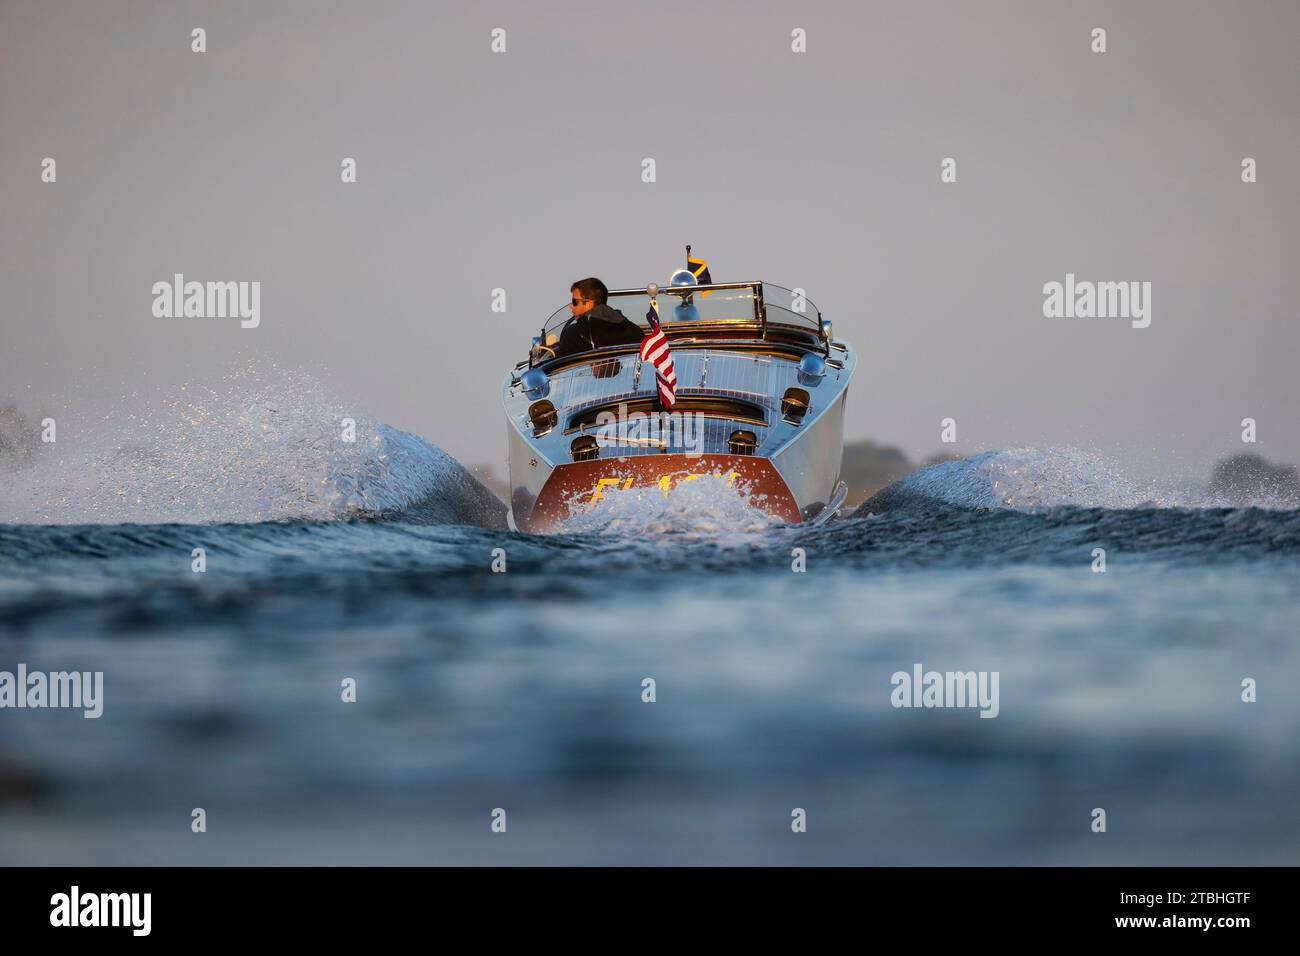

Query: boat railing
<box><xmin>528</xmin><ymin>347</ymin><xmax>793</xmax><ymax>422</ymax></box>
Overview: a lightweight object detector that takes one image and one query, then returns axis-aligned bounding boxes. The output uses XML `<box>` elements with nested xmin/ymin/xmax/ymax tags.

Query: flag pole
<box><xmin>650</xmin><ymin>282</ymin><xmax>662</xmax><ymax>416</ymax></box>
<box><xmin>684</xmin><ymin>244</ymin><xmax>697</xmax><ymax>308</ymax></box>
<box><xmin>634</xmin><ymin>282</ymin><xmax>657</xmax><ymax>393</ymax></box>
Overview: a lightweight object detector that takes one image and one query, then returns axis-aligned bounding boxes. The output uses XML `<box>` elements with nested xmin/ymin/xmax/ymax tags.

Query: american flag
<box><xmin>640</xmin><ymin>299</ymin><xmax>676</xmax><ymax>409</ymax></box>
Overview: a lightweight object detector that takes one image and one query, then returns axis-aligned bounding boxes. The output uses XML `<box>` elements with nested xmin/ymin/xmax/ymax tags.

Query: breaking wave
<box><xmin>855</xmin><ymin>447</ymin><xmax>1299</xmax><ymax>515</ymax></box>
<box><xmin>0</xmin><ymin>366</ymin><xmax>505</xmax><ymax>528</ymax></box>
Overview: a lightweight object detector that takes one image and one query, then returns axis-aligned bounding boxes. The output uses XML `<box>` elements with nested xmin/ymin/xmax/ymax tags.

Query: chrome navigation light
<box><xmin>520</xmin><ymin>367</ymin><xmax>550</xmax><ymax>399</ymax></box>
<box><xmin>571</xmin><ymin>435</ymin><xmax>599</xmax><ymax>462</ymax></box>
<box><xmin>728</xmin><ymin>429</ymin><xmax>758</xmax><ymax>456</ymax></box>
<box><xmin>781</xmin><ymin>387</ymin><xmax>811</xmax><ymax>425</ymax></box>
<box><xmin>528</xmin><ymin>399</ymin><xmax>558</xmax><ymax>437</ymax></box>
<box><xmin>797</xmin><ymin>352</ymin><xmax>826</xmax><ymax>386</ymax></box>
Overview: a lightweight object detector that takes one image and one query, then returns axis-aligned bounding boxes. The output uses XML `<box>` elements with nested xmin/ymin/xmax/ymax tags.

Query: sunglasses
<box><xmin>571</xmin><ymin>298</ymin><xmax>592</xmax><ymax>306</ymax></box>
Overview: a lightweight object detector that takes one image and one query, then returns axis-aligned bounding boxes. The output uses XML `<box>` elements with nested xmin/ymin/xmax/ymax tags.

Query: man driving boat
<box><xmin>552</xmin><ymin>277</ymin><xmax>643</xmax><ymax>359</ymax></box>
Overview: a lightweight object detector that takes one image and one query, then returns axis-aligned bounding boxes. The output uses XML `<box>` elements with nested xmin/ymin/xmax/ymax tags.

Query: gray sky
<box><xmin>2</xmin><ymin>0</ymin><xmax>1297</xmax><ymax>480</ymax></box>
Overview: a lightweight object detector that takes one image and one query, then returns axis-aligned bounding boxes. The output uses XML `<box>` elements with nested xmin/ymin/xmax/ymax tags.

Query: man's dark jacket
<box><xmin>555</xmin><ymin>304</ymin><xmax>644</xmax><ymax>358</ymax></box>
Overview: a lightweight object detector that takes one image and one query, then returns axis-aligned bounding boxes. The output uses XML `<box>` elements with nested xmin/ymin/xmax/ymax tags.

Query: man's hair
<box><xmin>571</xmin><ymin>277</ymin><xmax>608</xmax><ymax>306</ymax></box>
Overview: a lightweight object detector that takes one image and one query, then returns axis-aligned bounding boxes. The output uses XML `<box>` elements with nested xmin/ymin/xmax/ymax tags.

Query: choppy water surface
<box><xmin>1</xmin><ymin>390</ymin><xmax>1298</xmax><ymax>864</ymax></box>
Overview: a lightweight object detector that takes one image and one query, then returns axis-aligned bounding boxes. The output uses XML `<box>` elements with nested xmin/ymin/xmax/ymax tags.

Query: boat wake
<box><xmin>4</xmin><ymin>369</ymin><xmax>1293</xmax><ymax>537</ymax></box>
<box><xmin>539</xmin><ymin>445</ymin><xmax>1299</xmax><ymax>541</ymax></box>
<box><xmin>557</xmin><ymin>471</ymin><xmax>785</xmax><ymax>536</ymax></box>
<box><xmin>854</xmin><ymin>446</ymin><xmax>1299</xmax><ymax>515</ymax></box>
<box><xmin>0</xmin><ymin>366</ymin><xmax>505</xmax><ymax>528</ymax></box>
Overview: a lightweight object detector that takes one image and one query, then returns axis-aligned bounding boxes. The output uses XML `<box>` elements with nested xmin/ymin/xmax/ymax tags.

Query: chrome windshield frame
<box><xmin>530</xmin><ymin>281</ymin><xmax>826</xmax><ymax>368</ymax></box>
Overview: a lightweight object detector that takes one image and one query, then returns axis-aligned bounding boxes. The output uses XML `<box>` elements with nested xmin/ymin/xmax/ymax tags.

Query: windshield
<box><xmin>540</xmin><ymin>283</ymin><xmax>762</xmax><ymax>345</ymax></box>
<box><xmin>761</xmin><ymin>284</ymin><xmax>821</xmax><ymax>333</ymax></box>
<box><xmin>531</xmin><ymin>281</ymin><xmax>824</xmax><ymax>366</ymax></box>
